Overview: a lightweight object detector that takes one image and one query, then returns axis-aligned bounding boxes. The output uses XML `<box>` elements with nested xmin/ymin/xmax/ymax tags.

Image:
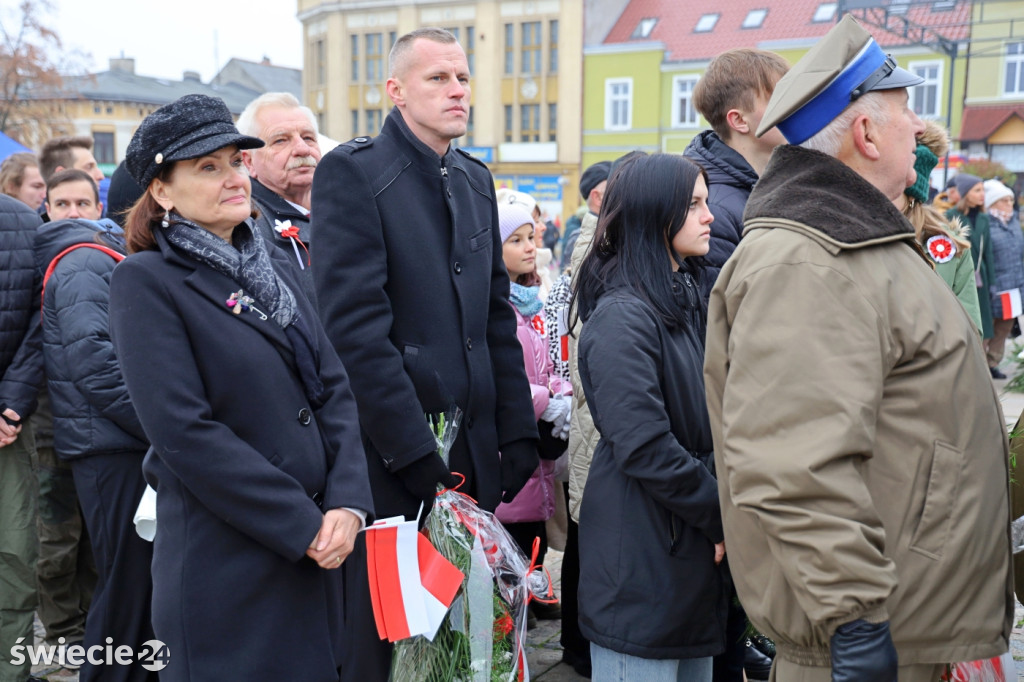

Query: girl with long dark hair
<box><xmin>570</xmin><ymin>152</ymin><xmax>726</xmax><ymax>681</ymax></box>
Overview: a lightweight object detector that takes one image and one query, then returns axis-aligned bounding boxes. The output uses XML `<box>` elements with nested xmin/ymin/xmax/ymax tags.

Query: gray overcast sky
<box><xmin>51</xmin><ymin>0</ymin><xmax>305</xmax><ymax>82</ymax></box>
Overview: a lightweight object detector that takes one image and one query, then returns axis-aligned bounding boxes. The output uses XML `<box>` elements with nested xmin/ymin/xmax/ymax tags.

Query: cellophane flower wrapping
<box><xmin>942</xmin><ymin>653</ymin><xmax>1015</xmax><ymax>682</ymax></box>
<box><xmin>389</xmin><ymin>409</ymin><xmax>532</xmax><ymax>682</ymax></box>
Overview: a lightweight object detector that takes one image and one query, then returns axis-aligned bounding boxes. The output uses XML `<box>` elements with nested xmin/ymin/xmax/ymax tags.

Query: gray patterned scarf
<box><xmin>163</xmin><ymin>211</ymin><xmax>297</xmax><ymax>329</ymax></box>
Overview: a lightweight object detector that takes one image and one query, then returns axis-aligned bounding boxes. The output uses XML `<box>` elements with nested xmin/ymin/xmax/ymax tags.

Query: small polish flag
<box><xmin>558</xmin><ymin>307</ymin><xmax>570</xmax><ymax>362</ymax></box>
<box><xmin>365</xmin><ymin>516</ymin><xmax>464</xmax><ymax>642</ymax></box>
<box><xmin>998</xmin><ymin>289</ymin><xmax>1022</xmax><ymax>320</ymax></box>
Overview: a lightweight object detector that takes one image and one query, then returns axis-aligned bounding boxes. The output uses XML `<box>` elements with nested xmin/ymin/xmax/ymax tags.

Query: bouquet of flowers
<box><xmin>390</xmin><ymin>408</ymin><xmax>532</xmax><ymax>682</ymax></box>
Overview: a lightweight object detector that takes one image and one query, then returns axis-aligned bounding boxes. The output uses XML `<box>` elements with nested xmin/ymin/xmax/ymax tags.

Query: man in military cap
<box><xmin>704</xmin><ymin>14</ymin><xmax>1012</xmax><ymax>682</ymax></box>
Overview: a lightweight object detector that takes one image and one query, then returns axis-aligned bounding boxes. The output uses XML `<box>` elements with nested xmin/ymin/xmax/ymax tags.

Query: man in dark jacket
<box><xmin>312</xmin><ymin>27</ymin><xmax>539</xmax><ymax>681</ymax></box>
<box><xmin>37</xmin><ymin>170</ymin><xmax>156</xmax><ymax>681</ymax></box>
<box><xmin>0</xmin><ymin>193</ymin><xmax>45</xmax><ymax>682</ymax></box>
<box><xmin>683</xmin><ymin>49</ymin><xmax>789</xmax><ymax>303</ymax></box>
<box><xmin>682</xmin><ymin>48</ymin><xmax>789</xmax><ymax>682</ymax></box>
<box><xmin>238</xmin><ymin>92</ymin><xmax>321</xmax><ymax>303</ymax></box>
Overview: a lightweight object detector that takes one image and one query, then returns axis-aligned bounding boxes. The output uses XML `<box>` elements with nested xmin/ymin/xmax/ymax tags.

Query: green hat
<box><xmin>757</xmin><ymin>14</ymin><xmax>923</xmax><ymax>144</ymax></box>
<box><xmin>905</xmin><ymin>144</ymin><xmax>938</xmax><ymax>204</ymax></box>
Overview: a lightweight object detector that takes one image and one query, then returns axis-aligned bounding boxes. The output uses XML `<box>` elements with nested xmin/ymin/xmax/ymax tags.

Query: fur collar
<box><xmin>744</xmin><ymin>145</ymin><xmax>917</xmax><ymax>248</ymax></box>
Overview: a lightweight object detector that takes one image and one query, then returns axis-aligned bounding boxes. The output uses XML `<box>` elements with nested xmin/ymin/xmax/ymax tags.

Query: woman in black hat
<box><xmin>108</xmin><ymin>94</ymin><xmax>373</xmax><ymax>681</ymax></box>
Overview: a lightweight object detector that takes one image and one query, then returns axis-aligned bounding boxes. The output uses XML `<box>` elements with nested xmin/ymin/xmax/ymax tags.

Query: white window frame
<box><xmin>671</xmin><ymin>75</ymin><xmax>700</xmax><ymax>129</ymax></box>
<box><xmin>742</xmin><ymin>9</ymin><xmax>768</xmax><ymax>29</ymax></box>
<box><xmin>695</xmin><ymin>13</ymin><xmax>719</xmax><ymax>33</ymax></box>
<box><xmin>632</xmin><ymin>17</ymin><xmax>657</xmax><ymax>39</ymax></box>
<box><xmin>909</xmin><ymin>59</ymin><xmax>942</xmax><ymax>118</ymax></box>
<box><xmin>813</xmin><ymin>3</ymin><xmax>836</xmax><ymax>22</ymax></box>
<box><xmin>1005</xmin><ymin>41</ymin><xmax>1024</xmax><ymax>96</ymax></box>
<box><xmin>605</xmin><ymin>78</ymin><xmax>633</xmax><ymax>131</ymax></box>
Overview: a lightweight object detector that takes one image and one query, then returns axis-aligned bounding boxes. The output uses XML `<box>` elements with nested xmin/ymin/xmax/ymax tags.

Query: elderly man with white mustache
<box><xmin>239</xmin><ymin>92</ymin><xmax>322</xmax><ymax>302</ymax></box>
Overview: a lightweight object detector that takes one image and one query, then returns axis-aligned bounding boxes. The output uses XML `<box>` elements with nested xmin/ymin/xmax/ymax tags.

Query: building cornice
<box><xmin>297</xmin><ymin>0</ymin><xmax>464</xmax><ymax>22</ymax></box>
<box><xmin>584</xmin><ymin>42</ymin><xmax>665</xmax><ymax>56</ymax></box>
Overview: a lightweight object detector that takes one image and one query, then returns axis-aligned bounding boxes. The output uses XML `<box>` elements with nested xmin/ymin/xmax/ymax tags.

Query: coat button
<box><xmin>466</xmin><ymin>416</ymin><xmax>474</xmax><ymax>429</ymax></box>
<box><xmin>453</xmin><ymin>262</ymin><xmax>462</xmax><ymax>274</ymax></box>
<box><xmin>466</xmin><ymin>337</ymin><xmax>473</xmax><ymax>351</ymax></box>
<box><xmin>298</xmin><ymin>408</ymin><xmax>312</xmax><ymax>425</ymax></box>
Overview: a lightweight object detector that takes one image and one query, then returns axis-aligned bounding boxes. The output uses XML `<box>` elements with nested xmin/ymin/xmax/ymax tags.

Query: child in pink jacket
<box><xmin>495</xmin><ymin>203</ymin><xmax>571</xmax><ymax>623</ymax></box>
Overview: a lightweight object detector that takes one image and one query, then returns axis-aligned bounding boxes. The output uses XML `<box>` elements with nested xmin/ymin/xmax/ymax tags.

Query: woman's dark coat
<box><xmin>577</xmin><ymin>271</ymin><xmax>727</xmax><ymax>660</ymax></box>
<box><xmin>948</xmin><ymin>206</ymin><xmax>994</xmax><ymax>338</ymax></box>
<box><xmin>108</xmin><ymin>226</ymin><xmax>373</xmax><ymax>682</ymax></box>
<box><xmin>36</xmin><ymin>219</ymin><xmax>146</xmax><ymax>459</ymax></box>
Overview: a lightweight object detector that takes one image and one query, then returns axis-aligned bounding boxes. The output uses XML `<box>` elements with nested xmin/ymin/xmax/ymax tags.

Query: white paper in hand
<box><xmin>134</xmin><ymin>485</ymin><xmax>158</xmax><ymax>541</ymax></box>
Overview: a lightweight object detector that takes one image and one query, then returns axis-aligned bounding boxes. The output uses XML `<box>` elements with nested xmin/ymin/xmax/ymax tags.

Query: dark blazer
<box><xmin>311</xmin><ymin>109</ymin><xmax>537</xmax><ymax>520</ymax></box>
<box><xmin>251</xmin><ymin>178</ymin><xmax>316</xmax><ymax>305</ymax></box>
<box><xmin>108</xmin><ymin>225</ymin><xmax>373</xmax><ymax>682</ymax></box>
<box><xmin>0</xmin><ymin>194</ymin><xmax>44</xmax><ymax>418</ymax></box>
<box><xmin>578</xmin><ymin>272</ymin><xmax>727</xmax><ymax>660</ymax></box>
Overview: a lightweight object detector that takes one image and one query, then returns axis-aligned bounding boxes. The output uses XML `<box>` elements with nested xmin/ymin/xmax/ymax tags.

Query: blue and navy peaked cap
<box><xmin>757</xmin><ymin>14</ymin><xmax>923</xmax><ymax>145</ymax></box>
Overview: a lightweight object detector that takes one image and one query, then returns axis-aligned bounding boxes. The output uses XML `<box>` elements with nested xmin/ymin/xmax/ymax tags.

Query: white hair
<box><xmin>800</xmin><ymin>91</ymin><xmax>890</xmax><ymax>157</ymax></box>
<box><xmin>236</xmin><ymin>92</ymin><xmax>318</xmax><ymax>138</ymax></box>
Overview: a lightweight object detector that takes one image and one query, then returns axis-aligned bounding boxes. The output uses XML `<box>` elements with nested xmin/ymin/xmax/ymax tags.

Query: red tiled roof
<box><xmin>960</xmin><ymin>104</ymin><xmax>1024</xmax><ymax>142</ymax></box>
<box><xmin>602</xmin><ymin>0</ymin><xmax>969</xmax><ymax>62</ymax></box>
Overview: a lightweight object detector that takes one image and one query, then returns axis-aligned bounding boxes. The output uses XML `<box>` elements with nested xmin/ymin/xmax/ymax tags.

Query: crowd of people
<box><xmin>0</xmin><ymin>17</ymin><xmax>1019</xmax><ymax>682</ymax></box>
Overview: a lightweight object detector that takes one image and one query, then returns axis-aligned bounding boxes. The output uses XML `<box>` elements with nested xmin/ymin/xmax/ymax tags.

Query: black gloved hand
<box><xmin>500</xmin><ymin>439</ymin><xmax>540</xmax><ymax>503</ymax></box>
<box><xmin>830</xmin><ymin>619</ymin><xmax>897</xmax><ymax>682</ymax></box>
<box><xmin>394</xmin><ymin>452</ymin><xmax>460</xmax><ymax>502</ymax></box>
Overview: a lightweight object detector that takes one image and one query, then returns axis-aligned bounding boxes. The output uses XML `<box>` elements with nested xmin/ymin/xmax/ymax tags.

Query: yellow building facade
<box><xmin>296</xmin><ymin>0</ymin><xmax>584</xmax><ymax>221</ymax></box>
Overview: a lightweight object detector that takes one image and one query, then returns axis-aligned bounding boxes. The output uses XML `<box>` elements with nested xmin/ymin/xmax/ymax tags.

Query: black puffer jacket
<box><xmin>36</xmin><ymin>218</ymin><xmax>146</xmax><ymax>459</ymax></box>
<box><xmin>683</xmin><ymin>130</ymin><xmax>759</xmax><ymax>302</ymax></box>
<box><xmin>577</xmin><ymin>270</ymin><xmax>727</xmax><ymax>659</ymax></box>
<box><xmin>0</xmin><ymin>194</ymin><xmax>44</xmax><ymax>418</ymax></box>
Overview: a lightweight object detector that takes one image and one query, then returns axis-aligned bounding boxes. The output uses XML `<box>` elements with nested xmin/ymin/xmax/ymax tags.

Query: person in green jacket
<box><xmin>901</xmin><ymin>121</ymin><xmax>982</xmax><ymax>334</ymax></box>
<box><xmin>946</xmin><ymin>173</ymin><xmax>994</xmax><ymax>346</ymax></box>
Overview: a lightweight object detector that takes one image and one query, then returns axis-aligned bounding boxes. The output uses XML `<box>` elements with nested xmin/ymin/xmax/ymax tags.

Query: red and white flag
<box><xmin>365</xmin><ymin>516</ymin><xmax>464</xmax><ymax>642</ymax></box>
<box><xmin>998</xmin><ymin>289</ymin><xmax>1022</xmax><ymax>320</ymax></box>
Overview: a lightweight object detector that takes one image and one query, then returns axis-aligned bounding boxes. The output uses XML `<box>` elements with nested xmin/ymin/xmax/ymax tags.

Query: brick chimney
<box><xmin>109</xmin><ymin>57</ymin><xmax>135</xmax><ymax>74</ymax></box>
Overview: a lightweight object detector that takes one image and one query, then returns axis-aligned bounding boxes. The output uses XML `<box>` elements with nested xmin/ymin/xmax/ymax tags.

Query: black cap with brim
<box><xmin>126</xmin><ymin>93</ymin><xmax>264</xmax><ymax>188</ymax></box>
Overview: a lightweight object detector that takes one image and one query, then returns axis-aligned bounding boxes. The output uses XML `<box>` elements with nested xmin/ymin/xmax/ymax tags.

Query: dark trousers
<box><xmin>340</xmin><ymin>533</ymin><xmax>393</xmax><ymax>682</ymax></box>
<box><xmin>36</xmin><ymin>443</ymin><xmax>95</xmax><ymax>642</ymax></box>
<box><xmin>504</xmin><ymin>520</ymin><xmax>547</xmax><ymax>566</ymax></box>
<box><xmin>559</xmin><ymin>483</ymin><xmax>589</xmax><ymax>660</ymax></box>
<box><xmin>71</xmin><ymin>453</ymin><xmax>158</xmax><ymax>682</ymax></box>
<box><xmin>712</xmin><ymin>565</ymin><xmax>747</xmax><ymax>682</ymax></box>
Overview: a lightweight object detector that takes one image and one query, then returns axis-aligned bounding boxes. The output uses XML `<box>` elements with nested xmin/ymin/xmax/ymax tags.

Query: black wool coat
<box><xmin>578</xmin><ymin>271</ymin><xmax>727</xmax><ymax>660</ymax></box>
<box><xmin>108</xmin><ymin>226</ymin><xmax>373</xmax><ymax>682</ymax></box>
<box><xmin>310</xmin><ymin>109</ymin><xmax>537</xmax><ymax>520</ymax></box>
<box><xmin>251</xmin><ymin>178</ymin><xmax>316</xmax><ymax>305</ymax></box>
